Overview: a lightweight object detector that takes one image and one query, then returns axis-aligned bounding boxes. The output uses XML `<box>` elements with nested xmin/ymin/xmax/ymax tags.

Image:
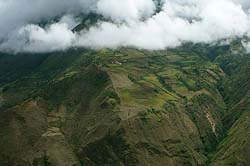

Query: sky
<box><xmin>0</xmin><ymin>0</ymin><xmax>250</xmax><ymax>53</ymax></box>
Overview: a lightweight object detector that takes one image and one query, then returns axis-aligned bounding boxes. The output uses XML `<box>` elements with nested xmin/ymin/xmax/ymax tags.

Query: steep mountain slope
<box><xmin>1</xmin><ymin>38</ymin><xmax>250</xmax><ymax>165</ymax></box>
<box><xmin>2</xmin><ymin>2</ymin><xmax>250</xmax><ymax>165</ymax></box>
<box><xmin>210</xmin><ymin>46</ymin><xmax>250</xmax><ymax>165</ymax></box>
<box><xmin>0</xmin><ymin>45</ymin><xmax>237</xmax><ymax>166</ymax></box>
<box><xmin>184</xmin><ymin>42</ymin><xmax>250</xmax><ymax>165</ymax></box>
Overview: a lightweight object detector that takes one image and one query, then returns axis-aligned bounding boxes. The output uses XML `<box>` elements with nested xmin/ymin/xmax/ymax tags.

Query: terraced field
<box><xmin>1</xmin><ymin>44</ymin><xmax>250</xmax><ymax>165</ymax></box>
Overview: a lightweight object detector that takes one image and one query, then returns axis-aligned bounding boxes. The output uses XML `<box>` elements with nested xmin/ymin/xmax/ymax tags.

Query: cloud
<box><xmin>242</xmin><ymin>41</ymin><xmax>250</xmax><ymax>53</ymax></box>
<box><xmin>0</xmin><ymin>16</ymin><xmax>77</xmax><ymax>53</ymax></box>
<box><xmin>0</xmin><ymin>0</ymin><xmax>250</xmax><ymax>53</ymax></box>
<box><xmin>0</xmin><ymin>0</ymin><xmax>83</xmax><ymax>39</ymax></box>
<box><xmin>76</xmin><ymin>0</ymin><xmax>250</xmax><ymax>49</ymax></box>
<box><xmin>96</xmin><ymin>0</ymin><xmax>156</xmax><ymax>23</ymax></box>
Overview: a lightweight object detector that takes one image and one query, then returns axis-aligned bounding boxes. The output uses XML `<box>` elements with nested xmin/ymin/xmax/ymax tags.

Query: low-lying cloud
<box><xmin>0</xmin><ymin>16</ymin><xmax>77</xmax><ymax>53</ymax></box>
<box><xmin>0</xmin><ymin>0</ymin><xmax>250</xmax><ymax>53</ymax></box>
<box><xmin>242</xmin><ymin>41</ymin><xmax>250</xmax><ymax>53</ymax></box>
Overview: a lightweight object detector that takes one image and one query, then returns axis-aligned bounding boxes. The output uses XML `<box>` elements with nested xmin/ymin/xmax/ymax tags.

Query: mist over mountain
<box><xmin>0</xmin><ymin>0</ymin><xmax>250</xmax><ymax>53</ymax></box>
<box><xmin>2</xmin><ymin>1</ymin><xmax>250</xmax><ymax>166</ymax></box>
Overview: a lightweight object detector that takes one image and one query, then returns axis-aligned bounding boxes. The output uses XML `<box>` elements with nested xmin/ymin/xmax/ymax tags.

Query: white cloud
<box><xmin>96</xmin><ymin>0</ymin><xmax>155</xmax><ymax>23</ymax></box>
<box><xmin>242</xmin><ymin>41</ymin><xmax>250</xmax><ymax>53</ymax></box>
<box><xmin>0</xmin><ymin>0</ymin><xmax>83</xmax><ymax>39</ymax></box>
<box><xmin>76</xmin><ymin>0</ymin><xmax>250</xmax><ymax>50</ymax></box>
<box><xmin>0</xmin><ymin>20</ymin><xmax>76</xmax><ymax>53</ymax></box>
<box><xmin>0</xmin><ymin>0</ymin><xmax>250</xmax><ymax>53</ymax></box>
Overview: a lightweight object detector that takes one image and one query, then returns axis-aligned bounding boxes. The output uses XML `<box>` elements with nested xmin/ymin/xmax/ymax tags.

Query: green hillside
<box><xmin>1</xmin><ymin>42</ymin><xmax>250</xmax><ymax>165</ymax></box>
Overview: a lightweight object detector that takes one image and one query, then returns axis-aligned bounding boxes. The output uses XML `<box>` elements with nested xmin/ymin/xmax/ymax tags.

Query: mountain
<box><xmin>1</xmin><ymin>41</ymin><xmax>250</xmax><ymax>166</ymax></box>
<box><xmin>1</xmin><ymin>15</ymin><xmax>250</xmax><ymax>165</ymax></box>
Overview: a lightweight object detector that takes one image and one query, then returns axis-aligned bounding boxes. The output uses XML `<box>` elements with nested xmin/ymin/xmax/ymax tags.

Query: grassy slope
<box><xmin>185</xmin><ymin>42</ymin><xmax>250</xmax><ymax>165</ymax></box>
<box><xmin>0</xmin><ymin>44</ymin><xmax>250</xmax><ymax>165</ymax></box>
<box><xmin>209</xmin><ymin>47</ymin><xmax>250</xmax><ymax>165</ymax></box>
<box><xmin>0</xmin><ymin>47</ymin><xmax>228</xmax><ymax>166</ymax></box>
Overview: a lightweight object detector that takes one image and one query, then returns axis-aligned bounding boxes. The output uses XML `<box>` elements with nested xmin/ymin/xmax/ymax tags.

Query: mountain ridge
<box><xmin>1</xmin><ymin>42</ymin><xmax>250</xmax><ymax>165</ymax></box>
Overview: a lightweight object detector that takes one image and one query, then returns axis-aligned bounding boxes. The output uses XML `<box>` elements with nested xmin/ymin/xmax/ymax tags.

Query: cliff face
<box><xmin>0</xmin><ymin>44</ymin><xmax>250</xmax><ymax>165</ymax></box>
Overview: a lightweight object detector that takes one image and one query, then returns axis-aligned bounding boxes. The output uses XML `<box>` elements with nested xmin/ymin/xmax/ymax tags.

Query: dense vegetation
<box><xmin>0</xmin><ymin>42</ymin><xmax>250</xmax><ymax>165</ymax></box>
